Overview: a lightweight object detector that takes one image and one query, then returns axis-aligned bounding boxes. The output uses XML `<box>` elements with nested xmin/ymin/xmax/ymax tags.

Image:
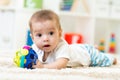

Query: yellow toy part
<box><xmin>13</xmin><ymin>49</ymin><xmax>29</xmax><ymax>67</ymax></box>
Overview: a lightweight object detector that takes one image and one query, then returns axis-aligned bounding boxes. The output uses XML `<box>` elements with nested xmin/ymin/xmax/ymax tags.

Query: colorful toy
<box><xmin>64</xmin><ymin>33</ymin><xmax>83</xmax><ymax>44</ymax></box>
<box><xmin>98</xmin><ymin>39</ymin><xmax>105</xmax><ymax>53</ymax></box>
<box><xmin>26</xmin><ymin>30</ymin><xmax>33</xmax><ymax>46</ymax></box>
<box><xmin>108</xmin><ymin>33</ymin><xmax>116</xmax><ymax>53</ymax></box>
<box><xmin>13</xmin><ymin>45</ymin><xmax>38</xmax><ymax>69</ymax></box>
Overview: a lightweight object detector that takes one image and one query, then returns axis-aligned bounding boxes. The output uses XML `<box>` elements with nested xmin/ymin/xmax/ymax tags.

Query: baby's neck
<box><xmin>42</xmin><ymin>51</ymin><xmax>51</xmax><ymax>62</ymax></box>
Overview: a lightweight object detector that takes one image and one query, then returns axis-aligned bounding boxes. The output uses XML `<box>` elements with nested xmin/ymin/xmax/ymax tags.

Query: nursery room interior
<box><xmin>0</xmin><ymin>0</ymin><xmax>120</xmax><ymax>79</ymax></box>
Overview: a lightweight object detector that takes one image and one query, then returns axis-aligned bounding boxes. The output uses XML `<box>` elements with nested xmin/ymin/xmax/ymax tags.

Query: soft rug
<box><xmin>0</xmin><ymin>53</ymin><xmax>120</xmax><ymax>80</ymax></box>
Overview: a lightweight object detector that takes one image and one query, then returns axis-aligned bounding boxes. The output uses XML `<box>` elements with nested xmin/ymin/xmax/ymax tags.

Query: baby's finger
<box><xmin>32</xmin><ymin>64</ymin><xmax>36</xmax><ymax>68</ymax></box>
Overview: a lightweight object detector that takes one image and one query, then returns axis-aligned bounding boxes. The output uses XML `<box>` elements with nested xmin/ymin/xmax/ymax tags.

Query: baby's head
<box><xmin>29</xmin><ymin>10</ymin><xmax>62</xmax><ymax>36</ymax></box>
<box><xmin>29</xmin><ymin>10</ymin><xmax>62</xmax><ymax>53</ymax></box>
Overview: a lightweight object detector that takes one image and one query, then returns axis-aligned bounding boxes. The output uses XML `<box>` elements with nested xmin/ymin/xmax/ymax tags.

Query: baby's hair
<box><xmin>29</xmin><ymin>10</ymin><xmax>62</xmax><ymax>33</ymax></box>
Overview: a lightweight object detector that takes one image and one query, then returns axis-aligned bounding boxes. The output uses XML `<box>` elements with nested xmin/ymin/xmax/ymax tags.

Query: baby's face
<box><xmin>31</xmin><ymin>20</ymin><xmax>61</xmax><ymax>53</ymax></box>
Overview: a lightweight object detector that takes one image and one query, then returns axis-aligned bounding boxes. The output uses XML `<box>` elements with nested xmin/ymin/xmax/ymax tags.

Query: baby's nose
<box><xmin>43</xmin><ymin>35</ymin><xmax>49</xmax><ymax>42</ymax></box>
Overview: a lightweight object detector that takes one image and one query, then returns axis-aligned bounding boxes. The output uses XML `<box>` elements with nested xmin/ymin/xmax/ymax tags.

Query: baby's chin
<box><xmin>42</xmin><ymin>45</ymin><xmax>56</xmax><ymax>53</ymax></box>
<box><xmin>43</xmin><ymin>48</ymin><xmax>53</xmax><ymax>54</ymax></box>
<box><xmin>44</xmin><ymin>50</ymin><xmax>53</xmax><ymax>54</ymax></box>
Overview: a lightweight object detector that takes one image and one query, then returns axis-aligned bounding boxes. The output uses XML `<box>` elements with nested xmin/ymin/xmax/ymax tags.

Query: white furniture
<box><xmin>44</xmin><ymin>0</ymin><xmax>120</xmax><ymax>54</ymax></box>
<box><xmin>0</xmin><ymin>0</ymin><xmax>120</xmax><ymax>54</ymax></box>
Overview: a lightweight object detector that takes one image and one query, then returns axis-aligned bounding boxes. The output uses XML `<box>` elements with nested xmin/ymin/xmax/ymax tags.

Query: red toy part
<box><xmin>64</xmin><ymin>33</ymin><xmax>83</xmax><ymax>44</ymax></box>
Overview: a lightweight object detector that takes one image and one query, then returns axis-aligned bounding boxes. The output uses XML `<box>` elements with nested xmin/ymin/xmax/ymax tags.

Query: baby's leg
<box><xmin>84</xmin><ymin>44</ymin><xmax>115</xmax><ymax>67</ymax></box>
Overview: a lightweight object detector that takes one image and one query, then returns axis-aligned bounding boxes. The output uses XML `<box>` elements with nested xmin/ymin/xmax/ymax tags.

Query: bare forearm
<box><xmin>43</xmin><ymin>62</ymin><xmax>67</xmax><ymax>69</ymax></box>
<box><xmin>33</xmin><ymin>58</ymin><xmax>69</xmax><ymax>69</ymax></box>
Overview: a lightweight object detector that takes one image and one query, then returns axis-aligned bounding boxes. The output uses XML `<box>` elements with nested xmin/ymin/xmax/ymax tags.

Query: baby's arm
<box><xmin>32</xmin><ymin>58</ymin><xmax>69</xmax><ymax>69</ymax></box>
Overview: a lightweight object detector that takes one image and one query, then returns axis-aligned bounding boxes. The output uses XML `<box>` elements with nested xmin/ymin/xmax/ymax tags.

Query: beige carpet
<box><xmin>0</xmin><ymin>53</ymin><xmax>120</xmax><ymax>80</ymax></box>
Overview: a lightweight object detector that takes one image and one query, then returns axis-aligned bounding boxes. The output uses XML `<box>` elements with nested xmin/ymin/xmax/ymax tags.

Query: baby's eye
<box><xmin>37</xmin><ymin>34</ymin><xmax>42</xmax><ymax>37</ymax></box>
<box><xmin>49</xmin><ymin>31</ymin><xmax>54</xmax><ymax>35</ymax></box>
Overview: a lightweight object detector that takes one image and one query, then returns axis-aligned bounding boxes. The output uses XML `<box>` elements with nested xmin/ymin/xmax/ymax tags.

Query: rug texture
<box><xmin>0</xmin><ymin>53</ymin><xmax>120</xmax><ymax>80</ymax></box>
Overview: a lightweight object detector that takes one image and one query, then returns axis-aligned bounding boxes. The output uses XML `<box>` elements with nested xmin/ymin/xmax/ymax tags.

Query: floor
<box><xmin>0</xmin><ymin>53</ymin><xmax>120</xmax><ymax>80</ymax></box>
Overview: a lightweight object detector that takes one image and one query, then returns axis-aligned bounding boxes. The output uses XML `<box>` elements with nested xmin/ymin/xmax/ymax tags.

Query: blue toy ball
<box><xmin>14</xmin><ymin>45</ymin><xmax>38</xmax><ymax>69</ymax></box>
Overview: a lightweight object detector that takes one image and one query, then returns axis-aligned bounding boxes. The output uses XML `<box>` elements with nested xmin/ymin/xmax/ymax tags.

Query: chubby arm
<box><xmin>32</xmin><ymin>58</ymin><xmax>69</xmax><ymax>69</ymax></box>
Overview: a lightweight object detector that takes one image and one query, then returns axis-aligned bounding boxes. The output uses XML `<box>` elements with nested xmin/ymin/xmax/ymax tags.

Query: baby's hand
<box><xmin>32</xmin><ymin>60</ymin><xmax>43</xmax><ymax>68</ymax></box>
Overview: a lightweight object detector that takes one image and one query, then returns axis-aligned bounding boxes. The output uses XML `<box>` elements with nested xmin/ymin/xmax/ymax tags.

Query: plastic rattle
<box><xmin>13</xmin><ymin>45</ymin><xmax>38</xmax><ymax>69</ymax></box>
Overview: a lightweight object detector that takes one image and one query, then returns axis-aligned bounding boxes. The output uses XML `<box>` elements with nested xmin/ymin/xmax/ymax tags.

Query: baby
<box><xmin>28</xmin><ymin>10</ymin><xmax>117</xmax><ymax>69</ymax></box>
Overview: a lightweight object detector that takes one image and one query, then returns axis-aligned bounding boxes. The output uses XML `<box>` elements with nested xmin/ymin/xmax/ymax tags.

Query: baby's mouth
<box><xmin>43</xmin><ymin>45</ymin><xmax>50</xmax><ymax>47</ymax></box>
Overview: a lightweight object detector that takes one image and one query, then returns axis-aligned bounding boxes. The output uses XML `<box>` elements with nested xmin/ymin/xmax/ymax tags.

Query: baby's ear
<box><xmin>59</xmin><ymin>29</ymin><xmax>62</xmax><ymax>37</ymax></box>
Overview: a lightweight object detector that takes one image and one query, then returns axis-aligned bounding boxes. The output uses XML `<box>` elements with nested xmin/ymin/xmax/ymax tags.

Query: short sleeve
<box><xmin>55</xmin><ymin>44</ymin><xmax>70</xmax><ymax>60</ymax></box>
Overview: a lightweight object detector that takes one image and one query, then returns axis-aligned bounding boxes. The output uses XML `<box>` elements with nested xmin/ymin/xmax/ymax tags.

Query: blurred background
<box><xmin>0</xmin><ymin>0</ymin><xmax>120</xmax><ymax>55</ymax></box>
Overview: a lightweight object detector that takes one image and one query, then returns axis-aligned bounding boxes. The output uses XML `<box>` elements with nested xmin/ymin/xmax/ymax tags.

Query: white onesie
<box><xmin>32</xmin><ymin>38</ymin><xmax>114</xmax><ymax>67</ymax></box>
